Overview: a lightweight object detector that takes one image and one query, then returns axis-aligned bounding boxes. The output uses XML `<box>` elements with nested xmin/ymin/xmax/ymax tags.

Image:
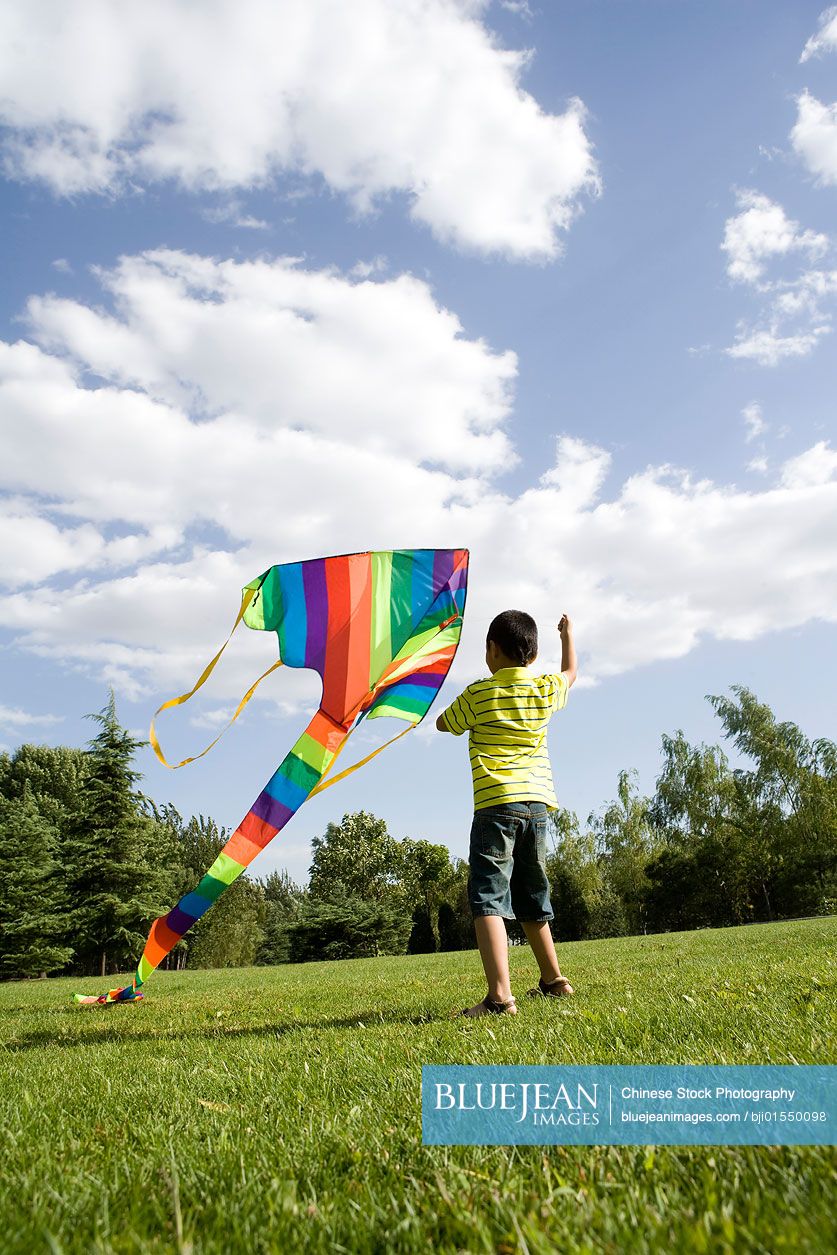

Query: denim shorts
<box><xmin>467</xmin><ymin>801</ymin><xmax>554</xmax><ymax>922</ymax></box>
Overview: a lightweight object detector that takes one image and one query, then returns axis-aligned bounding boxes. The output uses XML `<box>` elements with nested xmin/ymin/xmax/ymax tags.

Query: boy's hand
<box><xmin>558</xmin><ymin>614</ymin><xmax>573</xmax><ymax>636</ymax></box>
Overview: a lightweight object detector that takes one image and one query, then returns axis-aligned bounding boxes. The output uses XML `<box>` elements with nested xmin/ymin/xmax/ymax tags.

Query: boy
<box><xmin>436</xmin><ymin>610</ymin><xmax>577</xmax><ymax>1017</ymax></box>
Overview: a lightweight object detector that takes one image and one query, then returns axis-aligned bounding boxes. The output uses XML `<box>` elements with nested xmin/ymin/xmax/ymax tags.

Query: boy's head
<box><xmin>485</xmin><ymin>610</ymin><xmax>538</xmax><ymax>671</ymax></box>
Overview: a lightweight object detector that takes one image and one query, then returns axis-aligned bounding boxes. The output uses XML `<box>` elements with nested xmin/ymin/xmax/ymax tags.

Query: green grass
<box><xmin>1</xmin><ymin>918</ymin><xmax>835</xmax><ymax>1254</ymax></box>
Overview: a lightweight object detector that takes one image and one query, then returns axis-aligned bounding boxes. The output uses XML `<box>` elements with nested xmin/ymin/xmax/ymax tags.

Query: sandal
<box><xmin>526</xmin><ymin>975</ymin><xmax>574</xmax><ymax>998</ymax></box>
<box><xmin>457</xmin><ymin>994</ymin><xmax>518</xmax><ymax>1018</ymax></box>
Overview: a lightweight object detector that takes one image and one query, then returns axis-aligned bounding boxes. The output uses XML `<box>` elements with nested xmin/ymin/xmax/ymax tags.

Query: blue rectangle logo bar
<box><xmin>422</xmin><ymin>1066</ymin><xmax>835</xmax><ymax>1145</ymax></box>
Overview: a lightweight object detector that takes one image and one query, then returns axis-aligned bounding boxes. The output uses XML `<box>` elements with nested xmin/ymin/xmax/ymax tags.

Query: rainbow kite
<box><xmin>76</xmin><ymin>548</ymin><xmax>469</xmax><ymax>1004</ymax></box>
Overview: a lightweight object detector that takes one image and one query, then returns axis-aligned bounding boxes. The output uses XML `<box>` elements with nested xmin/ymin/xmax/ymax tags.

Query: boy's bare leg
<box><xmin>474</xmin><ymin>915</ymin><xmax>514</xmax><ymax>1004</ymax></box>
<box><xmin>521</xmin><ymin>920</ymin><xmax>563</xmax><ymax>984</ymax></box>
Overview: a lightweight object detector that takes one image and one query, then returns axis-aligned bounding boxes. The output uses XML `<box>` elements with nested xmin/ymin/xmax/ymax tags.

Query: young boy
<box><xmin>436</xmin><ymin>610</ymin><xmax>577</xmax><ymax>1017</ymax></box>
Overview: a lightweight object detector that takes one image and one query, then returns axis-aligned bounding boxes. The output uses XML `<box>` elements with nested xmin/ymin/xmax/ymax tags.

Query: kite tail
<box><xmin>74</xmin><ymin>708</ymin><xmax>351</xmax><ymax>1005</ymax></box>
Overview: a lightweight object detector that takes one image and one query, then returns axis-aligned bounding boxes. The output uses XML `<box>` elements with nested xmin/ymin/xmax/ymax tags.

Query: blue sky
<box><xmin>1</xmin><ymin>0</ymin><xmax>835</xmax><ymax>885</ymax></box>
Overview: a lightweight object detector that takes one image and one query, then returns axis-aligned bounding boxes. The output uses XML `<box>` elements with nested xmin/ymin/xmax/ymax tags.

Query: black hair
<box><xmin>486</xmin><ymin>610</ymin><xmax>538</xmax><ymax>666</ymax></box>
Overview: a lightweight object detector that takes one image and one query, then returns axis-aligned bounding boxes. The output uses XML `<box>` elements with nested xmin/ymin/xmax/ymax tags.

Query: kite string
<box><xmin>149</xmin><ymin>587</ymin><xmax>284</xmax><ymax>770</ymax></box>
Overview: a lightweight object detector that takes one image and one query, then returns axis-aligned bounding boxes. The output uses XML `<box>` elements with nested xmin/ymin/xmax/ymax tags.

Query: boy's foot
<box><xmin>456</xmin><ymin>994</ymin><xmax>518</xmax><ymax>1018</ymax></box>
<box><xmin>526</xmin><ymin>975</ymin><xmax>574</xmax><ymax>998</ymax></box>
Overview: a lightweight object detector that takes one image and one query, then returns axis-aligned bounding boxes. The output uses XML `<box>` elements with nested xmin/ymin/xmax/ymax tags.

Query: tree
<box><xmin>400</xmin><ymin>837</ymin><xmax>455</xmax><ymax>952</ymax></box>
<box><xmin>707</xmin><ymin>686</ymin><xmax>837</xmax><ymax>916</ymax></box>
<box><xmin>64</xmin><ymin>693</ymin><xmax>163</xmax><ymax>977</ymax></box>
<box><xmin>436</xmin><ymin>858</ymin><xmax>475</xmax><ymax>951</ymax></box>
<box><xmin>308</xmin><ymin>811</ymin><xmax>406</xmax><ymax>905</ymax></box>
<box><xmin>0</xmin><ymin>791</ymin><xmax>73</xmax><ymax>978</ymax></box>
<box><xmin>0</xmin><ymin>744</ymin><xmax>90</xmax><ymax>829</ymax></box>
<box><xmin>287</xmin><ymin>893</ymin><xmax>412</xmax><ymax>962</ymax></box>
<box><xmin>545</xmin><ymin>810</ymin><xmax>600</xmax><ymax>941</ymax></box>
<box><xmin>255</xmin><ymin>869</ymin><xmax>307</xmax><ymax>965</ymax></box>
<box><xmin>589</xmin><ymin>769</ymin><xmax>658</xmax><ymax>934</ymax></box>
<box><xmin>644</xmin><ymin>848</ymin><xmax>707</xmax><ymax>933</ymax></box>
<box><xmin>649</xmin><ymin>730</ymin><xmax>757</xmax><ymax>925</ymax></box>
<box><xmin>188</xmin><ymin>876</ymin><xmax>265</xmax><ymax>969</ymax></box>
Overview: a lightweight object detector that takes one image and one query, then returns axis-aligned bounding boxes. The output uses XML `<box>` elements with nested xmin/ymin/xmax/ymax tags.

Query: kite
<box><xmin>75</xmin><ymin>547</ymin><xmax>469</xmax><ymax>1004</ymax></box>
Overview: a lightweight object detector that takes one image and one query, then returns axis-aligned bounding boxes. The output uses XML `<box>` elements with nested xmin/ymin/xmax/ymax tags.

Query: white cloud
<box><xmin>0</xmin><ymin>0</ymin><xmax>599</xmax><ymax>260</ymax></box>
<box><xmin>538</xmin><ymin>433</ymin><xmax>610</xmax><ymax>507</ymax></box>
<box><xmin>0</xmin><ymin>704</ymin><xmax>63</xmax><ymax>730</ymax></box>
<box><xmin>721</xmin><ymin>190</ymin><xmax>827</xmax><ymax>284</ymax></box>
<box><xmin>741</xmin><ymin>403</ymin><xmax>769</xmax><ymax>474</ymax></box>
<box><xmin>201</xmin><ymin>201</ymin><xmax>270</xmax><ymax>230</ymax></box>
<box><xmin>800</xmin><ymin>6</ymin><xmax>837</xmax><ymax>62</ymax></box>
<box><xmin>0</xmin><ymin>497</ymin><xmax>181</xmax><ymax>585</ymax></box>
<box><xmin>349</xmin><ymin>257</ymin><xmax>389</xmax><ymax>279</ymax></box>
<box><xmin>4</xmin><ymin>437</ymin><xmax>837</xmax><ymax>698</ymax></box>
<box><xmin>726</xmin><ymin>323</ymin><xmax>831</xmax><ymax>366</ymax></box>
<box><xmin>1</xmin><ymin>251</ymin><xmax>835</xmax><ymax>715</ymax></box>
<box><xmin>742</xmin><ymin>402</ymin><xmax>766</xmax><ymax>442</ymax></box>
<box><xmin>780</xmin><ymin>440</ymin><xmax>837</xmax><ymax>488</ymax></box>
<box><xmin>21</xmin><ymin>249</ymin><xmax>517</xmax><ymax>481</ymax></box>
<box><xmin>721</xmin><ymin>192</ymin><xmax>836</xmax><ymax>364</ymax></box>
<box><xmin>791</xmin><ymin>91</ymin><xmax>837</xmax><ymax>187</ymax></box>
<box><xmin>793</xmin><ymin>7</ymin><xmax>837</xmax><ymax>183</ymax></box>
<box><xmin>771</xmin><ymin>267</ymin><xmax>837</xmax><ymax>317</ymax></box>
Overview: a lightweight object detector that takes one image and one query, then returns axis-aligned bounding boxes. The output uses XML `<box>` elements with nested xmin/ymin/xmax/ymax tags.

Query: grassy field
<box><xmin>0</xmin><ymin>917</ymin><xmax>835</xmax><ymax>1255</ymax></box>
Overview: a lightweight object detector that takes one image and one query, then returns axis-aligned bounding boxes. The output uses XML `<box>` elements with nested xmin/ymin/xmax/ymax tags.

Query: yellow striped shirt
<box><xmin>440</xmin><ymin>666</ymin><xmax>569</xmax><ymax>811</ymax></box>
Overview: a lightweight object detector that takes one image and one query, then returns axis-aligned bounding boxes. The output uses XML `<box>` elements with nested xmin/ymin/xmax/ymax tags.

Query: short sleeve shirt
<box><xmin>439</xmin><ymin>666</ymin><xmax>569</xmax><ymax>811</ymax></box>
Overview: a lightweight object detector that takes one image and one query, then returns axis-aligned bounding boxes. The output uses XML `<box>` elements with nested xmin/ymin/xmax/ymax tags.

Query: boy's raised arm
<box><xmin>559</xmin><ymin>613</ymin><xmax>577</xmax><ymax>687</ymax></box>
<box><xmin>436</xmin><ymin>688</ymin><xmax>474</xmax><ymax>735</ymax></box>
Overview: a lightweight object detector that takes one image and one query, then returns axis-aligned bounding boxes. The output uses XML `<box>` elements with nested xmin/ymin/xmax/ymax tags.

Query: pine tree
<box><xmin>0</xmin><ymin>790</ymin><xmax>73</xmax><ymax>978</ymax></box>
<box><xmin>65</xmin><ymin>692</ymin><xmax>162</xmax><ymax>978</ymax></box>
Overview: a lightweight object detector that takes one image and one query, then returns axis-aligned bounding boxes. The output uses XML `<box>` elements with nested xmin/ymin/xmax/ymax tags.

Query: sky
<box><xmin>1</xmin><ymin>0</ymin><xmax>835</xmax><ymax>887</ymax></box>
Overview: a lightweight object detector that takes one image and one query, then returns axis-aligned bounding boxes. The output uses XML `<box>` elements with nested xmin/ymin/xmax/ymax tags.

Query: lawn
<box><xmin>1</xmin><ymin>917</ymin><xmax>835</xmax><ymax>1254</ymax></box>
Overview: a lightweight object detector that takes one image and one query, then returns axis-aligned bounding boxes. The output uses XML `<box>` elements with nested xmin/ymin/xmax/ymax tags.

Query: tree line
<box><xmin>0</xmin><ymin>684</ymin><xmax>834</xmax><ymax>979</ymax></box>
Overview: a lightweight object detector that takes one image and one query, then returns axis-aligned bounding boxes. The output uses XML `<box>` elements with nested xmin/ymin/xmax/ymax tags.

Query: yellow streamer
<box><xmin>308</xmin><ymin>725</ymin><xmax>414</xmax><ymax>797</ymax></box>
<box><xmin>149</xmin><ymin>588</ymin><xmax>284</xmax><ymax>769</ymax></box>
